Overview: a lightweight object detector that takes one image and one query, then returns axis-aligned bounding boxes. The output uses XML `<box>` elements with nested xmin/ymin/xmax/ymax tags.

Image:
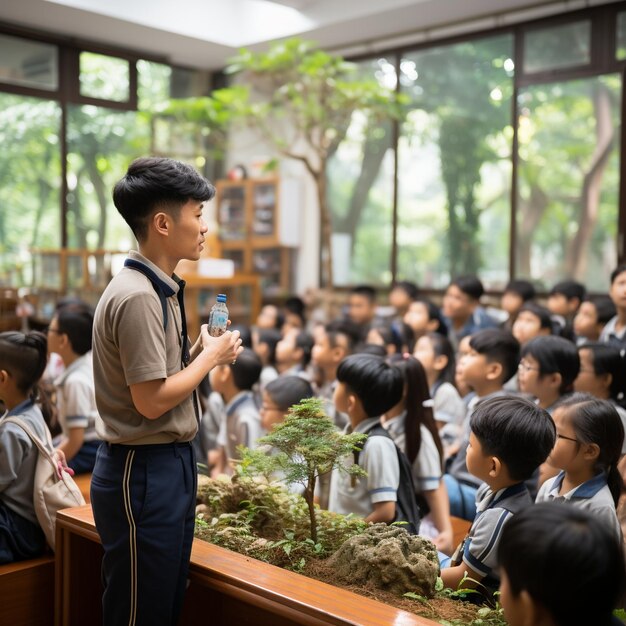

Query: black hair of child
<box><xmin>521</xmin><ymin>335</ymin><xmax>580</xmax><ymax>394</ymax></box>
<box><xmin>549</xmin><ymin>279</ymin><xmax>586</xmax><ymax>303</ymax></box>
<box><xmin>579</xmin><ymin>342</ymin><xmax>626</xmax><ymax>405</ymax></box>
<box><xmin>425</xmin><ymin>332</ymin><xmax>456</xmax><ymax>387</ymax></box>
<box><xmin>257</xmin><ymin>328</ymin><xmax>282</xmax><ymax>367</ymax></box>
<box><xmin>336</xmin><ymin>353</ymin><xmax>404</xmax><ymax>418</ymax></box>
<box><xmin>56</xmin><ymin>301</ymin><xmax>94</xmax><ymax>356</ymax></box>
<box><xmin>295</xmin><ymin>331</ymin><xmax>314</xmax><ymax>367</ymax></box>
<box><xmin>498</xmin><ymin>501</ymin><xmax>626</xmax><ymax>626</ymax></box>
<box><xmin>450</xmin><ymin>275</ymin><xmax>484</xmax><ymax>300</ymax></box>
<box><xmin>610</xmin><ymin>263</ymin><xmax>626</xmax><ymax>283</ymax></box>
<box><xmin>229</xmin><ymin>324</ymin><xmax>252</xmax><ymax>349</ymax></box>
<box><xmin>0</xmin><ymin>331</ymin><xmax>48</xmax><ymax>396</ymax></box>
<box><xmin>357</xmin><ymin>344</ymin><xmax>388</xmax><ymax>358</ymax></box>
<box><xmin>387</xmin><ymin>354</ymin><xmax>443</xmax><ymax>469</ymax></box>
<box><xmin>325</xmin><ymin>319</ymin><xmax>362</xmax><ymax>353</ymax></box>
<box><xmin>471</xmin><ymin>395</ymin><xmax>556</xmax><ymax>481</ymax></box>
<box><xmin>229</xmin><ymin>348</ymin><xmax>262</xmax><ymax>391</ymax></box>
<box><xmin>555</xmin><ymin>393</ymin><xmax>625</xmax><ymax>505</ymax></box>
<box><xmin>518</xmin><ymin>301</ymin><xmax>553</xmax><ymax>332</ymax></box>
<box><xmin>393</xmin><ymin>280</ymin><xmax>420</xmax><ymax>300</ymax></box>
<box><xmin>284</xmin><ymin>295</ymin><xmax>306</xmax><ymax>326</ymax></box>
<box><xmin>264</xmin><ymin>376</ymin><xmax>314</xmax><ymax>412</ymax></box>
<box><xmin>416</xmin><ymin>298</ymin><xmax>448</xmax><ymax>336</ymax></box>
<box><xmin>371</xmin><ymin>324</ymin><xmax>403</xmax><ymax>353</ymax></box>
<box><xmin>350</xmin><ymin>284</ymin><xmax>377</xmax><ymax>304</ymax></box>
<box><xmin>503</xmin><ymin>279</ymin><xmax>536</xmax><ymax>302</ymax></box>
<box><xmin>469</xmin><ymin>328</ymin><xmax>521</xmax><ymax>384</ymax></box>
<box><xmin>585</xmin><ymin>295</ymin><xmax>617</xmax><ymax>326</ymax></box>
<box><xmin>112</xmin><ymin>156</ymin><xmax>215</xmax><ymax>241</ymax></box>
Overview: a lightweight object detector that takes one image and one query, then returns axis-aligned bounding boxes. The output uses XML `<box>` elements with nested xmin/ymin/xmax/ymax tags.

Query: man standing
<box><xmin>91</xmin><ymin>157</ymin><xmax>242</xmax><ymax>626</ymax></box>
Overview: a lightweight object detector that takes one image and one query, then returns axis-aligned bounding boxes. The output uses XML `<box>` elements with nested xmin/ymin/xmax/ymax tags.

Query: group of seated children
<box><xmin>2</xmin><ymin>263</ymin><xmax>626</xmax><ymax>622</ymax></box>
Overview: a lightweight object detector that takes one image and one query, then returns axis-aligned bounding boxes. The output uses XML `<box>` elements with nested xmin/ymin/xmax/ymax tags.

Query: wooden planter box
<box><xmin>55</xmin><ymin>505</ymin><xmax>440</xmax><ymax>626</ymax></box>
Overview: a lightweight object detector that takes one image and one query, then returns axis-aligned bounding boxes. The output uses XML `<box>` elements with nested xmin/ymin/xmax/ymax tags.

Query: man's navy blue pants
<box><xmin>91</xmin><ymin>441</ymin><xmax>197</xmax><ymax>626</ymax></box>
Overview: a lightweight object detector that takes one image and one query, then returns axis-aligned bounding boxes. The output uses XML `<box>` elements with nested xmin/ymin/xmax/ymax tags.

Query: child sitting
<box><xmin>0</xmin><ymin>331</ymin><xmax>53</xmax><ymax>562</ymax></box>
<box><xmin>547</xmin><ymin>280</ymin><xmax>586</xmax><ymax>328</ymax></box>
<box><xmin>383</xmin><ymin>354</ymin><xmax>453</xmax><ymax>554</ymax></box>
<box><xmin>252</xmin><ymin>328</ymin><xmax>281</xmax><ymax>390</ymax></box>
<box><xmin>275</xmin><ymin>328</ymin><xmax>314</xmax><ymax>379</ymax></box>
<box><xmin>518</xmin><ymin>335</ymin><xmax>580</xmax><ymax>412</ymax></box>
<box><xmin>441</xmin><ymin>395</ymin><xmax>555</xmax><ymax>591</ymax></box>
<box><xmin>328</xmin><ymin>354</ymin><xmax>406</xmax><ymax>525</ymax></box>
<box><xmin>413</xmin><ymin>332</ymin><xmax>465</xmax><ymax>454</ymax></box>
<box><xmin>600</xmin><ymin>263</ymin><xmax>626</xmax><ymax>352</ymax></box>
<box><xmin>536</xmin><ymin>393</ymin><xmax>623</xmax><ymax>544</ymax></box>
<box><xmin>346</xmin><ymin>285</ymin><xmax>379</xmax><ymax>345</ymax></box>
<box><xmin>210</xmin><ymin>348</ymin><xmax>264</xmax><ymax>476</ymax></box>
<box><xmin>500</xmin><ymin>279</ymin><xmax>536</xmax><ymax>330</ymax></box>
<box><xmin>47</xmin><ymin>302</ymin><xmax>101</xmax><ymax>474</ymax></box>
<box><xmin>444</xmin><ymin>329</ymin><xmax>521</xmax><ymax>521</ymax></box>
<box><xmin>512</xmin><ymin>302</ymin><xmax>552</xmax><ymax>346</ymax></box>
<box><xmin>498</xmin><ymin>502</ymin><xmax>625</xmax><ymax>626</ymax></box>
<box><xmin>574</xmin><ymin>342</ymin><xmax>626</xmax><ymax>450</ymax></box>
<box><xmin>403</xmin><ymin>298</ymin><xmax>447</xmax><ymax>351</ymax></box>
<box><xmin>573</xmin><ymin>296</ymin><xmax>616</xmax><ymax>345</ymax></box>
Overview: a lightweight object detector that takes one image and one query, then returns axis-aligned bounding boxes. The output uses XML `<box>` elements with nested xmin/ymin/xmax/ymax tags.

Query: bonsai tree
<box><xmin>240</xmin><ymin>397</ymin><xmax>366</xmax><ymax>543</ymax></box>
<box><xmin>159</xmin><ymin>38</ymin><xmax>405</xmax><ymax>288</ymax></box>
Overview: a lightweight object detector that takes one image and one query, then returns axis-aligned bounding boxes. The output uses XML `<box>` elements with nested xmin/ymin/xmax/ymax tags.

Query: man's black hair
<box><xmin>549</xmin><ymin>279</ymin><xmax>586</xmax><ymax>303</ymax></box>
<box><xmin>325</xmin><ymin>319</ymin><xmax>362</xmax><ymax>353</ymax></box>
<box><xmin>229</xmin><ymin>348</ymin><xmax>262</xmax><ymax>391</ymax></box>
<box><xmin>265</xmin><ymin>376</ymin><xmax>314</xmax><ymax>411</ymax></box>
<box><xmin>113</xmin><ymin>157</ymin><xmax>215</xmax><ymax>241</ymax></box>
<box><xmin>450</xmin><ymin>275</ymin><xmax>484</xmax><ymax>300</ymax></box>
<box><xmin>56</xmin><ymin>302</ymin><xmax>94</xmax><ymax>356</ymax></box>
<box><xmin>350</xmin><ymin>285</ymin><xmax>377</xmax><ymax>304</ymax></box>
<box><xmin>610</xmin><ymin>263</ymin><xmax>626</xmax><ymax>283</ymax></box>
<box><xmin>503</xmin><ymin>279</ymin><xmax>536</xmax><ymax>302</ymax></box>
<box><xmin>469</xmin><ymin>328</ymin><xmax>520</xmax><ymax>383</ymax></box>
<box><xmin>521</xmin><ymin>335</ymin><xmax>580</xmax><ymax>394</ymax></box>
<box><xmin>393</xmin><ymin>280</ymin><xmax>419</xmax><ymax>300</ymax></box>
<box><xmin>585</xmin><ymin>295</ymin><xmax>617</xmax><ymax>325</ymax></box>
<box><xmin>498</xmin><ymin>502</ymin><xmax>625</xmax><ymax>626</ymax></box>
<box><xmin>336</xmin><ymin>354</ymin><xmax>403</xmax><ymax>417</ymax></box>
<box><xmin>471</xmin><ymin>395</ymin><xmax>555</xmax><ymax>481</ymax></box>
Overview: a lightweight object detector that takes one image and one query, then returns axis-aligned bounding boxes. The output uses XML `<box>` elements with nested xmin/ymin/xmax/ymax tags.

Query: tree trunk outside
<box><xmin>317</xmin><ymin>167</ymin><xmax>334</xmax><ymax>290</ymax></box>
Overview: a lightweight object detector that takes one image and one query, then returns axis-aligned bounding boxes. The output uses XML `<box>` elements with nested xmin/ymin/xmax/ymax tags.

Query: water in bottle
<box><xmin>208</xmin><ymin>294</ymin><xmax>229</xmax><ymax>337</ymax></box>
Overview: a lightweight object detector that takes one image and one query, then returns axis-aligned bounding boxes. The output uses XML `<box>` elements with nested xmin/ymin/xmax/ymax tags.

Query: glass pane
<box><xmin>398</xmin><ymin>34</ymin><xmax>514</xmax><ymax>289</ymax></box>
<box><xmin>617</xmin><ymin>12</ymin><xmax>626</xmax><ymax>60</ymax></box>
<box><xmin>66</xmin><ymin>104</ymin><xmax>151</xmax><ymax>251</ymax></box>
<box><xmin>80</xmin><ymin>52</ymin><xmax>129</xmax><ymax>102</ymax></box>
<box><xmin>0</xmin><ymin>94</ymin><xmax>61</xmax><ymax>287</ymax></box>
<box><xmin>515</xmin><ymin>75</ymin><xmax>621</xmax><ymax>291</ymax></box>
<box><xmin>138</xmin><ymin>60</ymin><xmax>172</xmax><ymax>111</ymax></box>
<box><xmin>218</xmin><ymin>186</ymin><xmax>247</xmax><ymax>240</ymax></box>
<box><xmin>252</xmin><ymin>183</ymin><xmax>276</xmax><ymax>237</ymax></box>
<box><xmin>327</xmin><ymin>58</ymin><xmax>395</xmax><ymax>287</ymax></box>
<box><xmin>0</xmin><ymin>34</ymin><xmax>58</xmax><ymax>90</ymax></box>
<box><xmin>523</xmin><ymin>21</ymin><xmax>591</xmax><ymax>73</ymax></box>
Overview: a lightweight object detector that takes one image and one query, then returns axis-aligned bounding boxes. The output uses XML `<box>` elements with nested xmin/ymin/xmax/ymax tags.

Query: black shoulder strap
<box><xmin>124</xmin><ymin>258</ymin><xmax>173</xmax><ymax>331</ymax></box>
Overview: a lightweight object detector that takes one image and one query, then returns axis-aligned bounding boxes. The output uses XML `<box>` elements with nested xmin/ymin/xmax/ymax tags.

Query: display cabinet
<box><xmin>215</xmin><ymin>177</ymin><xmax>300</xmax><ymax>296</ymax></box>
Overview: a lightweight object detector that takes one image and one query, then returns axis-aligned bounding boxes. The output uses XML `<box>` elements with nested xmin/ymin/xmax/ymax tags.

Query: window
<box><xmin>515</xmin><ymin>75</ymin><xmax>621</xmax><ymax>291</ymax></box>
<box><xmin>523</xmin><ymin>21</ymin><xmax>591</xmax><ymax>74</ymax></box>
<box><xmin>617</xmin><ymin>12</ymin><xmax>626</xmax><ymax>61</ymax></box>
<box><xmin>0</xmin><ymin>93</ymin><xmax>61</xmax><ymax>286</ymax></box>
<box><xmin>79</xmin><ymin>52</ymin><xmax>130</xmax><ymax>102</ymax></box>
<box><xmin>0</xmin><ymin>34</ymin><xmax>58</xmax><ymax>90</ymax></box>
<box><xmin>397</xmin><ymin>35</ymin><xmax>514</xmax><ymax>289</ymax></box>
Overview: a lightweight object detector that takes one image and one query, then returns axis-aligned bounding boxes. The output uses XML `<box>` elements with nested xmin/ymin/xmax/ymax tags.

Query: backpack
<box><xmin>354</xmin><ymin>422</ymin><xmax>421</xmax><ymax>534</ymax></box>
<box><xmin>5</xmin><ymin>417</ymin><xmax>86</xmax><ymax>550</ymax></box>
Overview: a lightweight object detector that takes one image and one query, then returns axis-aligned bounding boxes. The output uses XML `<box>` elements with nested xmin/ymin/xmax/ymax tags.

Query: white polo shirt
<box><xmin>536</xmin><ymin>471</ymin><xmax>622</xmax><ymax>544</ymax></box>
<box><xmin>328</xmin><ymin>417</ymin><xmax>399</xmax><ymax>518</ymax></box>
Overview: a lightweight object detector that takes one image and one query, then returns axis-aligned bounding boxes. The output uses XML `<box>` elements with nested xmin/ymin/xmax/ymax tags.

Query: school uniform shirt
<box><xmin>463</xmin><ymin>482</ymin><xmax>532</xmax><ymax>582</ymax></box>
<box><xmin>610</xmin><ymin>401</ymin><xmax>626</xmax><ymax>454</ymax></box>
<box><xmin>600</xmin><ymin>316</ymin><xmax>626</xmax><ymax>353</ymax></box>
<box><xmin>217</xmin><ymin>390</ymin><xmax>265</xmax><ymax>462</ymax></box>
<box><xmin>328</xmin><ymin>417</ymin><xmax>399</xmax><ymax>519</ymax></box>
<box><xmin>54</xmin><ymin>351</ymin><xmax>100</xmax><ymax>442</ymax></box>
<box><xmin>317</xmin><ymin>380</ymin><xmax>349</xmax><ymax>430</ymax></box>
<box><xmin>444</xmin><ymin>307</ymin><xmax>499</xmax><ymax>351</ymax></box>
<box><xmin>382</xmin><ymin>411</ymin><xmax>442</xmax><ymax>492</ymax></box>
<box><xmin>431</xmin><ymin>382</ymin><xmax>465</xmax><ymax>450</ymax></box>
<box><xmin>0</xmin><ymin>400</ymin><xmax>50</xmax><ymax>524</ymax></box>
<box><xmin>193</xmin><ymin>391</ymin><xmax>225</xmax><ymax>463</ymax></box>
<box><xmin>536</xmin><ymin>471</ymin><xmax>622</xmax><ymax>544</ymax></box>
<box><xmin>93</xmin><ymin>250</ymin><xmax>199</xmax><ymax>444</ymax></box>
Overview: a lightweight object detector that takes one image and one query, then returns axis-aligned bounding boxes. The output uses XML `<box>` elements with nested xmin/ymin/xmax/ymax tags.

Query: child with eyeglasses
<box><xmin>536</xmin><ymin>393</ymin><xmax>623</xmax><ymax>544</ymax></box>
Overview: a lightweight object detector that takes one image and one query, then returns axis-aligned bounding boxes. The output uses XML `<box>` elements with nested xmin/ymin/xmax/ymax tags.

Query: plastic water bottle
<box><xmin>207</xmin><ymin>294</ymin><xmax>229</xmax><ymax>337</ymax></box>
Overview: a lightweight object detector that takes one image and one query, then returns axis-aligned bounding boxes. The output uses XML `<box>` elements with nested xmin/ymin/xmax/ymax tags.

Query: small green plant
<box><xmin>238</xmin><ymin>397</ymin><xmax>367</xmax><ymax>543</ymax></box>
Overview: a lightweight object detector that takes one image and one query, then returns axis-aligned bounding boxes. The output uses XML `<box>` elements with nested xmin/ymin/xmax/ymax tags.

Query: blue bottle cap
<box><xmin>217</xmin><ymin>294</ymin><xmax>227</xmax><ymax>303</ymax></box>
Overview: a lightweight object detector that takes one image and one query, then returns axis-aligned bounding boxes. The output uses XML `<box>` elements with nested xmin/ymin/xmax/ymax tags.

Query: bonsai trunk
<box><xmin>305</xmin><ymin>475</ymin><xmax>318</xmax><ymax>544</ymax></box>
